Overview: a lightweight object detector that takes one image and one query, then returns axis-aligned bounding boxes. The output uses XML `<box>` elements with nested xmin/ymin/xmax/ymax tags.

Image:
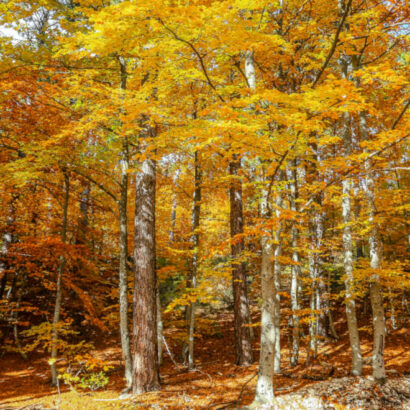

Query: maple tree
<box><xmin>0</xmin><ymin>0</ymin><xmax>408</xmax><ymax>407</ymax></box>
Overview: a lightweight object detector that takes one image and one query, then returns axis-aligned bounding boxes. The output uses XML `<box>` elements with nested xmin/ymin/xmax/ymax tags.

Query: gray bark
<box><xmin>356</xmin><ymin>85</ymin><xmax>386</xmax><ymax>382</ymax></box>
<box><xmin>340</xmin><ymin>55</ymin><xmax>363</xmax><ymax>376</ymax></box>
<box><xmin>132</xmin><ymin>133</ymin><xmax>160</xmax><ymax>393</ymax></box>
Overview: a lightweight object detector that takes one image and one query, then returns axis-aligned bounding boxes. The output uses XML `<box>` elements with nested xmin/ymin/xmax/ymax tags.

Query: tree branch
<box><xmin>312</xmin><ymin>0</ymin><xmax>353</xmax><ymax>87</ymax></box>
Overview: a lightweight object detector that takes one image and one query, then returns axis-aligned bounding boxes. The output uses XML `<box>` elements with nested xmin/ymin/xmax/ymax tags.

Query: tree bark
<box><xmin>118</xmin><ymin>56</ymin><xmax>133</xmax><ymax>389</ymax></box>
<box><xmin>253</xmin><ymin>188</ymin><xmax>276</xmax><ymax>405</ymax></box>
<box><xmin>119</xmin><ymin>137</ymin><xmax>132</xmax><ymax>389</ymax></box>
<box><xmin>273</xmin><ymin>188</ymin><xmax>282</xmax><ymax>374</ymax></box>
<box><xmin>349</xmin><ymin>52</ymin><xmax>386</xmax><ymax>381</ymax></box>
<box><xmin>357</xmin><ymin>95</ymin><xmax>386</xmax><ymax>382</ymax></box>
<box><xmin>339</xmin><ymin>53</ymin><xmax>363</xmax><ymax>376</ymax></box>
<box><xmin>230</xmin><ymin>157</ymin><xmax>253</xmax><ymax>366</ymax></box>
<box><xmin>188</xmin><ymin>151</ymin><xmax>201</xmax><ymax>370</ymax></box>
<box><xmin>288</xmin><ymin>162</ymin><xmax>300</xmax><ymax>366</ymax></box>
<box><xmin>50</xmin><ymin>170</ymin><xmax>69</xmax><ymax>386</ymax></box>
<box><xmin>132</xmin><ymin>130</ymin><xmax>160</xmax><ymax>394</ymax></box>
<box><xmin>341</xmin><ymin>97</ymin><xmax>363</xmax><ymax>376</ymax></box>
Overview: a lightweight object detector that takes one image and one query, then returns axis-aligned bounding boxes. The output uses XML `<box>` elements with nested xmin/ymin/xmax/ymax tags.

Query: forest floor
<box><xmin>0</xmin><ymin>308</ymin><xmax>409</xmax><ymax>409</ymax></box>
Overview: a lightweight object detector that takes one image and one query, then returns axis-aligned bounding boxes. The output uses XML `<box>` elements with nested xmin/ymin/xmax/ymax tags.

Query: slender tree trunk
<box><xmin>365</xmin><ymin>163</ymin><xmax>386</xmax><ymax>381</ymax></box>
<box><xmin>12</xmin><ymin>272</ymin><xmax>27</xmax><ymax>360</ymax></box>
<box><xmin>0</xmin><ymin>195</ymin><xmax>17</xmax><ymax>300</ymax></box>
<box><xmin>308</xmin><ymin>246</ymin><xmax>317</xmax><ymax>363</ymax></box>
<box><xmin>188</xmin><ymin>151</ymin><xmax>202</xmax><ymax>370</ymax></box>
<box><xmin>253</xmin><ymin>215</ymin><xmax>276</xmax><ymax>405</ymax></box>
<box><xmin>273</xmin><ymin>189</ymin><xmax>282</xmax><ymax>374</ymax></box>
<box><xmin>288</xmin><ymin>162</ymin><xmax>300</xmax><ymax>366</ymax></box>
<box><xmin>118</xmin><ymin>56</ymin><xmax>133</xmax><ymax>390</ymax></box>
<box><xmin>389</xmin><ymin>289</ymin><xmax>396</xmax><ymax>331</ymax></box>
<box><xmin>0</xmin><ymin>226</ymin><xmax>12</xmax><ymax>300</ymax></box>
<box><xmin>169</xmin><ymin>168</ymin><xmax>180</xmax><ymax>243</ymax></box>
<box><xmin>359</xmin><ymin>109</ymin><xmax>386</xmax><ymax>382</ymax></box>
<box><xmin>76</xmin><ymin>185</ymin><xmax>90</xmax><ymax>244</ymax></box>
<box><xmin>156</xmin><ymin>289</ymin><xmax>163</xmax><ymax>365</ymax></box>
<box><xmin>50</xmin><ymin>171</ymin><xmax>69</xmax><ymax>386</ymax></box>
<box><xmin>119</xmin><ymin>138</ymin><xmax>132</xmax><ymax>389</ymax></box>
<box><xmin>340</xmin><ymin>55</ymin><xmax>363</xmax><ymax>376</ymax></box>
<box><xmin>230</xmin><ymin>157</ymin><xmax>253</xmax><ymax>366</ymax></box>
<box><xmin>132</xmin><ymin>129</ymin><xmax>160</xmax><ymax>394</ymax></box>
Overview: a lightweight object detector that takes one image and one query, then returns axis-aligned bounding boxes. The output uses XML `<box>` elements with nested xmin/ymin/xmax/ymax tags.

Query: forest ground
<box><xmin>0</xmin><ymin>307</ymin><xmax>409</xmax><ymax>409</ymax></box>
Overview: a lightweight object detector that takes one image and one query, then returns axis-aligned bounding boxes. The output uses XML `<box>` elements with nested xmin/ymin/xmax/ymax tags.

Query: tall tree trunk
<box><xmin>340</xmin><ymin>54</ymin><xmax>363</xmax><ymax>376</ymax></box>
<box><xmin>355</xmin><ymin>81</ymin><xmax>386</xmax><ymax>381</ymax></box>
<box><xmin>248</xmin><ymin>47</ymin><xmax>278</xmax><ymax>405</ymax></box>
<box><xmin>230</xmin><ymin>157</ymin><xmax>253</xmax><ymax>366</ymax></box>
<box><xmin>253</xmin><ymin>185</ymin><xmax>276</xmax><ymax>406</ymax></box>
<box><xmin>273</xmin><ymin>188</ymin><xmax>282</xmax><ymax>374</ymax></box>
<box><xmin>118</xmin><ymin>56</ymin><xmax>133</xmax><ymax>389</ymax></box>
<box><xmin>132</xmin><ymin>129</ymin><xmax>160</xmax><ymax>394</ymax></box>
<box><xmin>288</xmin><ymin>161</ymin><xmax>300</xmax><ymax>366</ymax></box>
<box><xmin>119</xmin><ymin>137</ymin><xmax>132</xmax><ymax>389</ymax></box>
<box><xmin>50</xmin><ymin>170</ymin><xmax>69</xmax><ymax>386</ymax></box>
<box><xmin>188</xmin><ymin>151</ymin><xmax>201</xmax><ymax>370</ymax></box>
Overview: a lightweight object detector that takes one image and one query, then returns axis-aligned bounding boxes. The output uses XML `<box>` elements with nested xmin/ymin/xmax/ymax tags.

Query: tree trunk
<box><xmin>360</xmin><ymin>111</ymin><xmax>386</xmax><ymax>383</ymax></box>
<box><xmin>0</xmin><ymin>227</ymin><xmax>12</xmax><ymax>300</ymax></box>
<box><xmin>340</xmin><ymin>55</ymin><xmax>363</xmax><ymax>376</ymax></box>
<box><xmin>50</xmin><ymin>170</ymin><xmax>69</xmax><ymax>386</ymax></box>
<box><xmin>288</xmin><ymin>162</ymin><xmax>300</xmax><ymax>366</ymax></box>
<box><xmin>12</xmin><ymin>272</ymin><xmax>27</xmax><ymax>360</ymax></box>
<box><xmin>0</xmin><ymin>195</ymin><xmax>17</xmax><ymax>300</ymax></box>
<box><xmin>188</xmin><ymin>151</ymin><xmax>202</xmax><ymax>370</ymax></box>
<box><xmin>273</xmin><ymin>189</ymin><xmax>282</xmax><ymax>374</ymax></box>
<box><xmin>308</xmin><ymin>246</ymin><xmax>317</xmax><ymax>363</ymax></box>
<box><xmin>156</xmin><ymin>289</ymin><xmax>163</xmax><ymax>365</ymax></box>
<box><xmin>118</xmin><ymin>56</ymin><xmax>133</xmax><ymax>390</ymax></box>
<box><xmin>253</xmin><ymin>228</ymin><xmax>276</xmax><ymax>405</ymax></box>
<box><xmin>352</xmin><ymin>53</ymin><xmax>386</xmax><ymax>382</ymax></box>
<box><xmin>230</xmin><ymin>157</ymin><xmax>253</xmax><ymax>366</ymax></box>
<box><xmin>252</xmin><ymin>180</ymin><xmax>277</xmax><ymax>406</ymax></box>
<box><xmin>132</xmin><ymin>134</ymin><xmax>160</xmax><ymax>394</ymax></box>
<box><xmin>119</xmin><ymin>137</ymin><xmax>132</xmax><ymax>389</ymax></box>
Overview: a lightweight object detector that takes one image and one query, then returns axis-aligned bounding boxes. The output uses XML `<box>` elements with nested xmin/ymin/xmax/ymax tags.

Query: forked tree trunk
<box><xmin>132</xmin><ymin>135</ymin><xmax>160</xmax><ymax>394</ymax></box>
<box><xmin>51</xmin><ymin>170</ymin><xmax>69</xmax><ymax>386</ymax></box>
<box><xmin>230</xmin><ymin>157</ymin><xmax>253</xmax><ymax>366</ymax></box>
<box><xmin>248</xmin><ymin>46</ymin><xmax>277</xmax><ymax>405</ymax></box>
<box><xmin>349</xmin><ymin>51</ymin><xmax>386</xmax><ymax>381</ymax></box>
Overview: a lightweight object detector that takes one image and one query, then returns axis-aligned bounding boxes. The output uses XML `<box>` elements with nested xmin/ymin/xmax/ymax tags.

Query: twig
<box><xmin>207</xmin><ymin>372</ymin><xmax>257</xmax><ymax>409</ymax></box>
<box><xmin>162</xmin><ymin>335</ymin><xmax>183</xmax><ymax>369</ymax></box>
